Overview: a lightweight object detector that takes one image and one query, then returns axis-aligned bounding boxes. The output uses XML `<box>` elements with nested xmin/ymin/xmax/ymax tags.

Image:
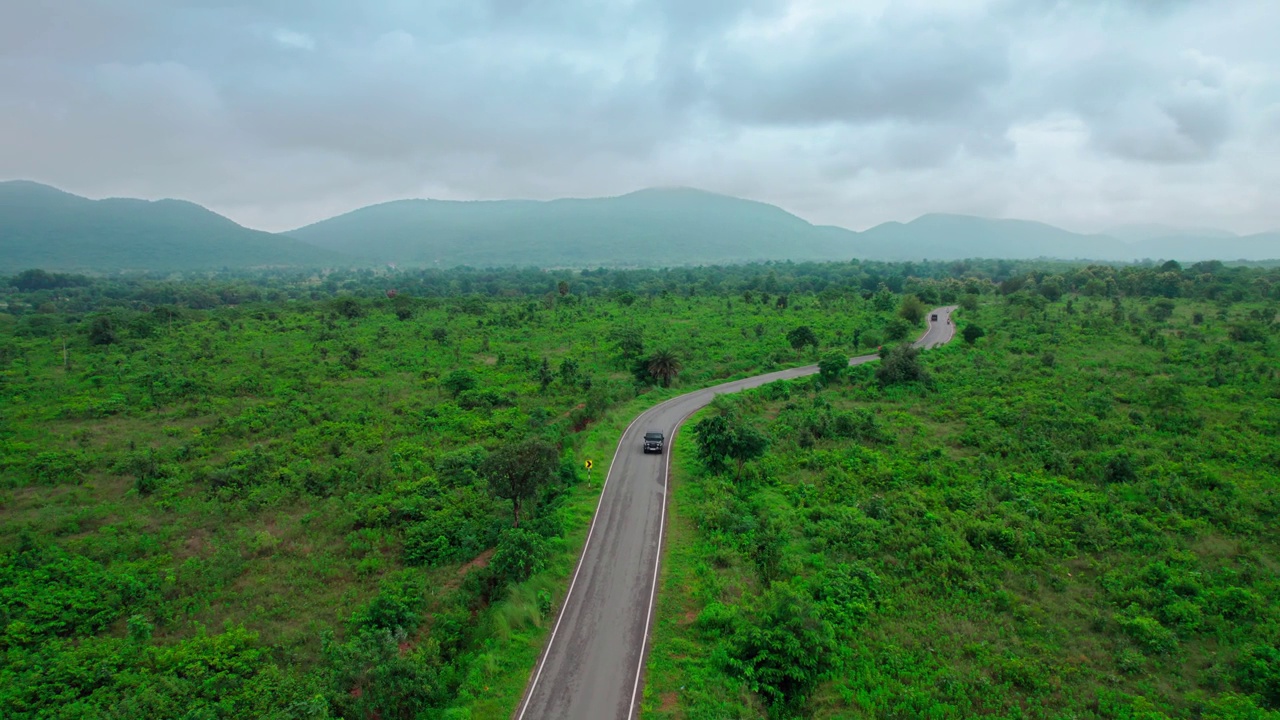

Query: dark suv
<box><xmin>643</xmin><ymin>432</ymin><xmax>665</xmax><ymax>454</ymax></box>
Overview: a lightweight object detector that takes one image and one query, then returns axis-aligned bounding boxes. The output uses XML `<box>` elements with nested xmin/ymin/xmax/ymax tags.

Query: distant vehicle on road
<box><xmin>931</xmin><ymin>313</ymin><xmax>939</xmax><ymax>321</ymax></box>
<box><xmin>643</xmin><ymin>432</ymin><xmax>664</xmax><ymax>454</ymax></box>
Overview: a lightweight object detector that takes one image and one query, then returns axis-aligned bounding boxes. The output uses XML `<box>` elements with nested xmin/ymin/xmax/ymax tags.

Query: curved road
<box><xmin>515</xmin><ymin>307</ymin><xmax>958</xmax><ymax>720</ymax></box>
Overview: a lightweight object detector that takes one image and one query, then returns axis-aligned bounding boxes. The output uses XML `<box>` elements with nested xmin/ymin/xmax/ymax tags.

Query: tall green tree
<box><xmin>482</xmin><ymin>438</ymin><xmax>558</xmax><ymax>527</ymax></box>
<box><xmin>898</xmin><ymin>294</ymin><xmax>927</xmax><ymax>324</ymax></box>
<box><xmin>884</xmin><ymin>317</ymin><xmax>913</xmax><ymax>341</ymax></box>
<box><xmin>785</xmin><ymin>326</ymin><xmax>818</xmax><ymax>353</ymax></box>
<box><xmin>871</xmin><ymin>284</ymin><xmax>896</xmax><ymax>312</ymax></box>
<box><xmin>442</xmin><ymin>369</ymin><xmax>477</xmax><ymax>397</ymax></box>
<box><xmin>558</xmin><ymin>357</ymin><xmax>579</xmax><ymax>386</ymax></box>
<box><xmin>646</xmin><ymin>349</ymin><xmax>683</xmax><ymax>387</ymax></box>
<box><xmin>87</xmin><ymin>315</ymin><xmax>116</xmax><ymax>346</ymax></box>
<box><xmin>962</xmin><ymin>324</ymin><xmax>986</xmax><ymax>345</ymax></box>
<box><xmin>537</xmin><ymin>358</ymin><xmax>555</xmax><ymax>392</ymax></box>
<box><xmin>610</xmin><ymin>326</ymin><xmax>645</xmax><ymax>362</ymax></box>
<box><xmin>692</xmin><ymin>412</ymin><xmax>769</xmax><ymax>480</ymax></box>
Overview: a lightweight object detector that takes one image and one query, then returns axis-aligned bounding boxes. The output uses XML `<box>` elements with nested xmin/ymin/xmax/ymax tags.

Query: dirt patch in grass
<box><xmin>560</xmin><ymin>403</ymin><xmax>586</xmax><ymax>419</ymax></box>
<box><xmin>181</xmin><ymin>528</ymin><xmax>210</xmax><ymax>558</ymax></box>
<box><xmin>458</xmin><ymin>548</ymin><xmax>495</xmax><ymax>576</ymax></box>
<box><xmin>1191</xmin><ymin>534</ymin><xmax>1240</xmax><ymax>562</ymax></box>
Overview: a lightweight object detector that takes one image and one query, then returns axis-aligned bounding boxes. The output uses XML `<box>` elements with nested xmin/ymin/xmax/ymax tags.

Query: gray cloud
<box><xmin>1043</xmin><ymin>48</ymin><xmax>1237</xmax><ymax>164</ymax></box>
<box><xmin>1</xmin><ymin>0</ymin><xmax>1278</xmax><ymax>234</ymax></box>
<box><xmin>701</xmin><ymin>16</ymin><xmax>1010</xmax><ymax>127</ymax></box>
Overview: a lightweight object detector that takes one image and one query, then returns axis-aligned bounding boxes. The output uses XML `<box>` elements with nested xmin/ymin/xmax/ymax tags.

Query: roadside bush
<box><xmin>694</xmin><ymin>602</ymin><xmax>738</xmax><ymax>637</ymax></box>
<box><xmin>818</xmin><ymin>351</ymin><xmax>848</xmax><ymax>383</ymax></box>
<box><xmin>875</xmin><ymin>343</ymin><xmax>930</xmax><ymax>387</ymax></box>
<box><xmin>726</xmin><ymin>582</ymin><xmax>837</xmax><ymax>715</ymax></box>
<box><xmin>884</xmin><ymin>317</ymin><xmax>914</xmax><ymax>341</ymax></box>
<box><xmin>490</xmin><ymin>527</ymin><xmax>549</xmax><ymax>585</ymax></box>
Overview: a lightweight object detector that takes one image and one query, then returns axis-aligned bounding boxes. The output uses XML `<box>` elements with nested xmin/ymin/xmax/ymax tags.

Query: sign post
<box><xmin>584</xmin><ymin>459</ymin><xmax>593</xmax><ymax>485</ymax></box>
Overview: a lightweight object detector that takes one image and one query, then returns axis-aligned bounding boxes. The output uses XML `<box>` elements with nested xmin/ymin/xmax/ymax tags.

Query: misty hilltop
<box><xmin>0</xmin><ymin>181</ymin><xmax>349</xmax><ymax>273</ymax></box>
<box><xmin>3</xmin><ymin>182</ymin><xmax>1278</xmax><ymax>274</ymax></box>
<box><xmin>285</xmin><ymin>187</ymin><xmax>846</xmax><ymax>267</ymax></box>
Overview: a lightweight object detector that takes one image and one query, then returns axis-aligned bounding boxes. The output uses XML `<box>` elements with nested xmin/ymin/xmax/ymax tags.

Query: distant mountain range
<box><xmin>2</xmin><ymin>181</ymin><xmax>1277</xmax><ymax>273</ymax></box>
<box><xmin>283</xmin><ymin>187</ymin><xmax>1280</xmax><ymax>265</ymax></box>
<box><xmin>0</xmin><ymin>181</ymin><xmax>348</xmax><ymax>273</ymax></box>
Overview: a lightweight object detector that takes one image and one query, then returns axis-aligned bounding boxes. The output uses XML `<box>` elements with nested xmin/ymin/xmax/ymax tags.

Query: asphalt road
<box><xmin>514</xmin><ymin>306</ymin><xmax>958</xmax><ymax>720</ymax></box>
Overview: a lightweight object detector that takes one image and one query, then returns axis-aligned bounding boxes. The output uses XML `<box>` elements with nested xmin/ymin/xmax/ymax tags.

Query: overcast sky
<box><xmin>2</xmin><ymin>0</ymin><xmax>1279</xmax><ymax>234</ymax></box>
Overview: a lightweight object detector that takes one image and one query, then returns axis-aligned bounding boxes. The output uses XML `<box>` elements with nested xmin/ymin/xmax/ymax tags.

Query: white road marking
<box><xmin>516</xmin><ymin>306</ymin><xmax>958</xmax><ymax>719</ymax></box>
<box><xmin>514</xmin><ymin>409</ymin><xmax>648</xmax><ymax>720</ymax></box>
<box><xmin>626</xmin><ymin>407</ymin><xmax>695</xmax><ymax>720</ymax></box>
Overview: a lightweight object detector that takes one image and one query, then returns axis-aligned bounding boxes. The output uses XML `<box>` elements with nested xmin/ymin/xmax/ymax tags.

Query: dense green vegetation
<box><xmin>2</xmin><ymin>259</ymin><xmax>1277</xmax><ymax>718</ymax></box>
<box><xmin>0</xmin><ymin>263</ymin><xmax>916</xmax><ymax>718</ymax></box>
<box><xmin>643</xmin><ymin>282</ymin><xmax>1280</xmax><ymax>718</ymax></box>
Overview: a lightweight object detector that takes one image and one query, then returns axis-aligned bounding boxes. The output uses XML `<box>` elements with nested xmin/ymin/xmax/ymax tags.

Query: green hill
<box><xmin>291</xmin><ymin>189</ymin><xmax>1279</xmax><ymax>266</ymax></box>
<box><xmin>286</xmin><ymin>187</ymin><xmax>860</xmax><ymax>267</ymax></box>
<box><xmin>856</xmin><ymin>214</ymin><xmax>1123</xmax><ymax>261</ymax></box>
<box><xmin>1128</xmin><ymin>232</ymin><xmax>1280</xmax><ymax>262</ymax></box>
<box><xmin>4</xmin><ymin>181</ymin><xmax>1276</xmax><ymax>271</ymax></box>
<box><xmin>853</xmin><ymin>215</ymin><xmax>1278</xmax><ymax>262</ymax></box>
<box><xmin>0</xmin><ymin>181</ymin><xmax>350</xmax><ymax>273</ymax></box>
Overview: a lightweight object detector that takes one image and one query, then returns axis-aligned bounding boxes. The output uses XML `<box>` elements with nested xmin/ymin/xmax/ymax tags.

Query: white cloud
<box><xmin>273</xmin><ymin>29</ymin><xmax>316</xmax><ymax>51</ymax></box>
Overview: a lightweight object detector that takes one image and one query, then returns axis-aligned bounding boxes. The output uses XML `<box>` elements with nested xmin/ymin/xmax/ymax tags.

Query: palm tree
<box><xmin>647</xmin><ymin>349</ymin><xmax>683</xmax><ymax>388</ymax></box>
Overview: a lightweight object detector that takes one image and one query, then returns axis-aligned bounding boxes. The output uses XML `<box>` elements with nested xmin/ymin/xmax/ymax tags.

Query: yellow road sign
<box><xmin>584</xmin><ymin>459</ymin><xmax>593</xmax><ymax>470</ymax></box>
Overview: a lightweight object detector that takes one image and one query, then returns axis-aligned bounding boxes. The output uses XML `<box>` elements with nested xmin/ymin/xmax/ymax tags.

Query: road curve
<box><xmin>514</xmin><ymin>306</ymin><xmax>958</xmax><ymax>720</ymax></box>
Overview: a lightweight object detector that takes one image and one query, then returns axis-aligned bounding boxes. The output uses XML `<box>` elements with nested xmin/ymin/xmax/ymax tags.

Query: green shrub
<box><xmin>348</xmin><ymin>572</ymin><xmax>426</xmax><ymax>634</ymax></box>
<box><xmin>1236</xmin><ymin>645</ymin><xmax>1280</xmax><ymax>709</ymax></box>
<box><xmin>490</xmin><ymin>527</ymin><xmax>549</xmax><ymax>585</ymax></box>
<box><xmin>726</xmin><ymin>582</ymin><xmax>836</xmax><ymax>714</ymax></box>
<box><xmin>1116</xmin><ymin>608</ymin><xmax>1178</xmax><ymax>654</ymax></box>
<box><xmin>875</xmin><ymin>343</ymin><xmax>930</xmax><ymax>387</ymax></box>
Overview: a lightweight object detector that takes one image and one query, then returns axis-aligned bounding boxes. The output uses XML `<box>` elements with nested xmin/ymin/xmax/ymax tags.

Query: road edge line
<box><xmin>514</xmin><ymin>408</ymin><xmax>649</xmax><ymax>720</ymax></box>
<box><xmin>623</xmin><ymin>305</ymin><xmax>956</xmax><ymax>718</ymax></box>
<box><xmin>625</xmin><ymin>403</ymin><xmax>699</xmax><ymax>720</ymax></box>
<box><xmin>518</xmin><ymin>306</ymin><xmax>957</xmax><ymax>718</ymax></box>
